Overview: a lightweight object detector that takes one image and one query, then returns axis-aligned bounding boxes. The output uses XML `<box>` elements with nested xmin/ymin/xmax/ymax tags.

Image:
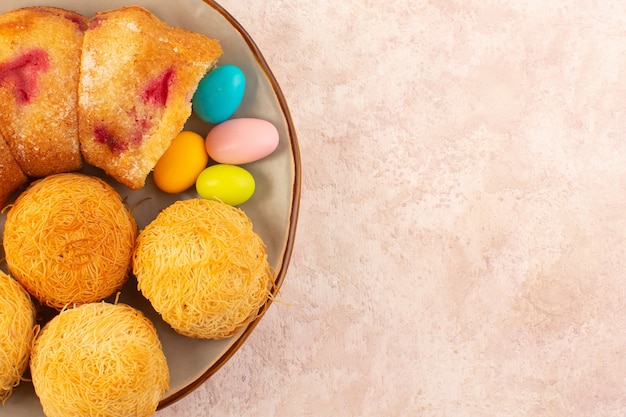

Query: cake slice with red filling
<box><xmin>78</xmin><ymin>6</ymin><xmax>222</xmax><ymax>190</ymax></box>
<box><xmin>0</xmin><ymin>7</ymin><xmax>86</xmax><ymax>177</ymax></box>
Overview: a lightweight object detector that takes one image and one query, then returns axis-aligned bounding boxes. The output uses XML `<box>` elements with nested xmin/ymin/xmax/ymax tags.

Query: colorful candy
<box><xmin>153</xmin><ymin>131</ymin><xmax>208</xmax><ymax>193</ymax></box>
<box><xmin>192</xmin><ymin>64</ymin><xmax>246</xmax><ymax>124</ymax></box>
<box><xmin>156</xmin><ymin>64</ymin><xmax>279</xmax><ymax>205</ymax></box>
<box><xmin>195</xmin><ymin>164</ymin><xmax>255</xmax><ymax>206</ymax></box>
<box><xmin>206</xmin><ymin>118</ymin><xmax>279</xmax><ymax>164</ymax></box>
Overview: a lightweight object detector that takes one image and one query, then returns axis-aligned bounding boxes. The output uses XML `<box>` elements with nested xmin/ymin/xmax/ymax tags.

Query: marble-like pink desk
<box><xmin>159</xmin><ymin>1</ymin><xmax>626</xmax><ymax>416</ymax></box>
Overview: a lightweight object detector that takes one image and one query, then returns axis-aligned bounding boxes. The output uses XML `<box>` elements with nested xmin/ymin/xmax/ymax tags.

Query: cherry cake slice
<box><xmin>0</xmin><ymin>7</ymin><xmax>86</xmax><ymax>178</ymax></box>
<box><xmin>78</xmin><ymin>6</ymin><xmax>222</xmax><ymax>190</ymax></box>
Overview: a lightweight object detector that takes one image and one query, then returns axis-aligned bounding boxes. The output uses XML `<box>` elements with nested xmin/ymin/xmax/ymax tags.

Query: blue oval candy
<box><xmin>192</xmin><ymin>65</ymin><xmax>246</xmax><ymax>124</ymax></box>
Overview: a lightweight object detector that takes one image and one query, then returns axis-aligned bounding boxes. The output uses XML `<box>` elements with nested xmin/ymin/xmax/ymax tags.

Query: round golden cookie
<box><xmin>133</xmin><ymin>199</ymin><xmax>274</xmax><ymax>339</ymax></box>
<box><xmin>0</xmin><ymin>271</ymin><xmax>36</xmax><ymax>404</ymax></box>
<box><xmin>30</xmin><ymin>302</ymin><xmax>169</xmax><ymax>417</ymax></box>
<box><xmin>3</xmin><ymin>173</ymin><xmax>137</xmax><ymax>309</ymax></box>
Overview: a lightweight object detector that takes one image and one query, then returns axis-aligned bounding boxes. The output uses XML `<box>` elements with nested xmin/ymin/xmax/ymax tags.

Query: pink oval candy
<box><xmin>205</xmin><ymin>118</ymin><xmax>279</xmax><ymax>164</ymax></box>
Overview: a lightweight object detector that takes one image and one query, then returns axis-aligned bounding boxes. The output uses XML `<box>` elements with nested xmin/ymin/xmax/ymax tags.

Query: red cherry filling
<box><xmin>63</xmin><ymin>13</ymin><xmax>89</xmax><ymax>32</ymax></box>
<box><xmin>142</xmin><ymin>68</ymin><xmax>174</xmax><ymax>106</ymax></box>
<box><xmin>94</xmin><ymin>120</ymin><xmax>146</xmax><ymax>155</ymax></box>
<box><xmin>88</xmin><ymin>16</ymin><xmax>107</xmax><ymax>30</ymax></box>
<box><xmin>0</xmin><ymin>49</ymin><xmax>49</xmax><ymax>104</ymax></box>
<box><xmin>95</xmin><ymin>68</ymin><xmax>176</xmax><ymax>154</ymax></box>
<box><xmin>94</xmin><ymin>124</ymin><xmax>126</xmax><ymax>153</ymax></box>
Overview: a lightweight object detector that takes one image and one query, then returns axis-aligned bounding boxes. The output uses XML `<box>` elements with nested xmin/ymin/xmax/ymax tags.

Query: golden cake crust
<box><xmin>78</xmin><ymin>6</ymin><xmax>222</xmax><ymax>190</ymax></box>
<box><xmin>0</xmin><ymin>133</ymin><xmax>26</xmax><ymax>207</ymax></box>
<box><xmin>0</xmin><ymin>7</ymin><xmax>85</xmax><ymax>177</ymax></box>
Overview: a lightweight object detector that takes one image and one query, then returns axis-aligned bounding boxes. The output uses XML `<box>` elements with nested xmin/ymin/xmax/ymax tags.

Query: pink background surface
<box><xmin>160</xmin><ymin>1</ymin><xmax>626</xmax><ymax>416</ymax></box>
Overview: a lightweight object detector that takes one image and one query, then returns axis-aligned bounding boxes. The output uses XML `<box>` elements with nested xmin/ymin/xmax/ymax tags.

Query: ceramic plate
<box><xmin>0</xmin><ymin>0</ymin><xmax>300</xmax><ymax>415</ymax></box>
